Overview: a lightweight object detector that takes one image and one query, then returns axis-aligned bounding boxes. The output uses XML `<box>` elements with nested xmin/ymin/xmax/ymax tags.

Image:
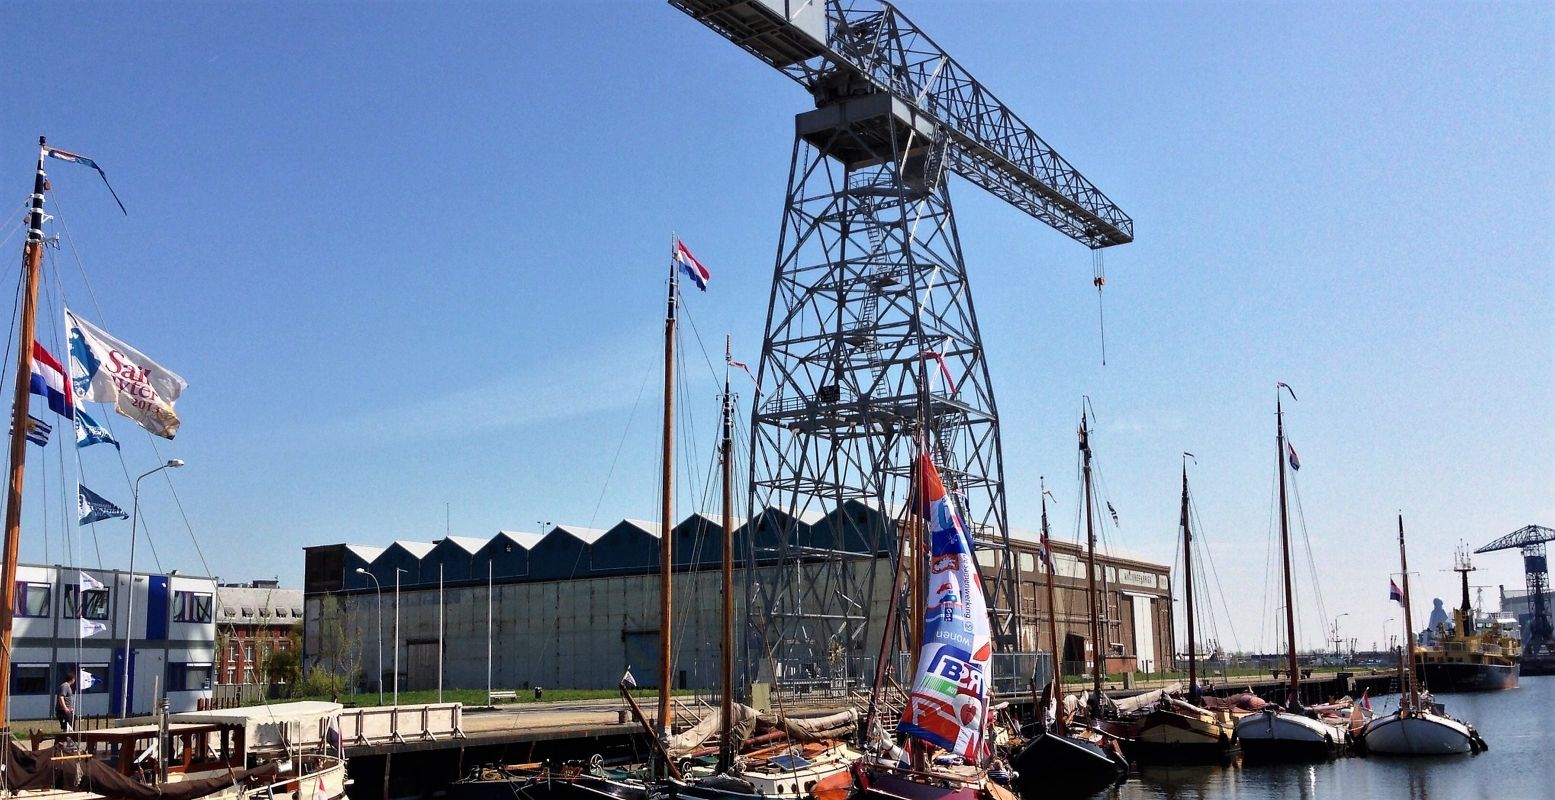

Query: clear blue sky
<box><xmin>3</xmin><ymin>1</ymin><xmax>1549</xmax><ymax>654</ymax></box>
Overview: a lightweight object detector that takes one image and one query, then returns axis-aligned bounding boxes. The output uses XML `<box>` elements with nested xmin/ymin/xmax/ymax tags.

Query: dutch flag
<box><xmin>674</xmin><ymin>240</ymin><xmax>711</xmax><ymax>292</ymax></box>
<box><xmin>1389</xmin><ymin>578</ymin><xmax>1405</xmax><ymax>606</ymax></box>
<box><xmin>28</xmin><ymin>342</ymin><xmax>74</xmax><ymax>419</ymax></box>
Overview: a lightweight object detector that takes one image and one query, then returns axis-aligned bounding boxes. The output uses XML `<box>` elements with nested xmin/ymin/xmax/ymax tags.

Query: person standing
<box><xmin>56</xmin><ymin>669</ymin><xmax>77</xmax><ymax>732</ymax></box>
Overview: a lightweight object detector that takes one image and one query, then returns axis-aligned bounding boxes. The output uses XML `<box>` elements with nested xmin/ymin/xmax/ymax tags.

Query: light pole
<box><xmin>393</xmin><ymin>567</ymin><xmax>406</xmax><ymax>706</ymax></box>
<box><xmin>1332</xmin><ymin>612</ymin><xmax>1349</xmax><ymax>661</ymax></box>
<box><xmin>1383</xmin><ymin>618</ymin><xmax>1395</xmax><ymax>656</ymax></box>
<box><xmin>354</xmin><ymin>568</ymin><xmax>384</xmax><ymax>704</ymax></box>
<box><xmin>119</xmin><ymin>459</ymin><xmax>183</xmax><ymax>719</ymax></box>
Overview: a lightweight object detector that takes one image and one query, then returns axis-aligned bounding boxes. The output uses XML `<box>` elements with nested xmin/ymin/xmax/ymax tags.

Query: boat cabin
<box><xmin>32</xmin><ymin>722</ymin><xmax>245</xmax><ymax>780</ymax></box>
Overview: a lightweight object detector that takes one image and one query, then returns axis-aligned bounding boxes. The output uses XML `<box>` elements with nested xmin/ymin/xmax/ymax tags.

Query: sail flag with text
<box><xmin>66</xmin><ymin>309</ymin><xmax>187</xmax><ymax>439</ymax></box>
<box><xmin>899</xmin><ymin>451</ymin><xmax>993</xmax><ymax>761</ymax></box>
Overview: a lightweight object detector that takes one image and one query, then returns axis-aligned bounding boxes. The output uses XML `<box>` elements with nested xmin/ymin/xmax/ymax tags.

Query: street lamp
<box><xmin>393</xmin><ymin>567</ymin><xmax>407</xmax><ymax>706</ymax></box>
<box><xmin>1332</xmin><ymin>613</ymin><xmax>1350</xmax><ymax>661</ymax></box>
<box><xmin>120</xmin><ymin>459</ymin><xmax>184</xmax><ymax>718</ymax></box>
<box><xmin>1383</xmin><ymin>618</ymin><xmax>1396</xmax><ymax>655</ymax></box>
<box><xmin>355</xmin><ymin>568</ymin><xmax>384</xmax><ymax>704</ymax></box>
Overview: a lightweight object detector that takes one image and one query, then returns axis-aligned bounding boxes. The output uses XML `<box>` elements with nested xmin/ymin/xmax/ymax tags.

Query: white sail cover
<box><xmin>66</xmin><ymin>308</ymin><xmax>187</xmax><ymax>439</ymax></box>
<box><xmin>899</xmin><ymin>452</ymin><xmax>992</xmax><ymax>761</ymax></box>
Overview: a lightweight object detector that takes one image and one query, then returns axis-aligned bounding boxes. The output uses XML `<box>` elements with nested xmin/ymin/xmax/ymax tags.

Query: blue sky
<box><xmin>2</xmin><ymin>1</ymin><xmax>1549</xmax><ymax>655</ymax></box>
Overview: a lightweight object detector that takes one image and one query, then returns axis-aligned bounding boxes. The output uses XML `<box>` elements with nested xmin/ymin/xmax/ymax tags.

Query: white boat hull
<box><xmin>1361</xmin><ymin>711</ymin><xmax>1473</xmax><ymax>756</ymax></box>
<box><xmin>1234</xmin><ymin>710</ymin><xmax>1339</xmax><ymax>761</ymax></box>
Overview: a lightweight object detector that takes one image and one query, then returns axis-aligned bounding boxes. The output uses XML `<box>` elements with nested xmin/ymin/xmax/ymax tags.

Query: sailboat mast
<box><xmin>718</xmin><ymin>337</ymin><xmax>735</xmax><ymax>773</ymax></box>
<box><xmin>1041</xmin><ymin>480</ymin><xmax>1060</xmax><ymax>694</ymax></box>
<box><xmin>658</xmin><ymin>238</ymin><xmax>678</xmax><ymax>740</ymax></box>
<box><xmin>1275</xmin><ymin>394</ymin><xmax>1299</xmax><ymax>704</ymax></box>
<box><xmin>1181</xmin><ymin>463</ymin><xmax>1197</xmax><ymax>696</ymax></box>
<box><xmin>0</xmin><ymin>138</ymin><xmax>50</xmax><ymax>724</ymax></box>
<box><xmin>1080</xmin><ymin>413</ymin><xmax>1103</xmax><ymax>712</ymax></box>
<box><xmin>1398</xmin><ymin>513</ymin><xmax>1418</xmax><ymax>711</ymax></box>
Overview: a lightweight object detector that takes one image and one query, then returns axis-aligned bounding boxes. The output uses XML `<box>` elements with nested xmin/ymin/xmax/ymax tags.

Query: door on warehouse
<box><xmin>406</xmin><ymin>640</ymin><xmax>439</xmax><ymax>691</ymax></box>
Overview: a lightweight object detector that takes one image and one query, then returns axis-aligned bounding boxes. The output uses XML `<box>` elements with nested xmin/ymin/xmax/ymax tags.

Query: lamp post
<box><xmin>354</xmin><ymin>568</ymin><xmax>384</xmax><ymax>704</ymax></box>
<box><xmin>1332</xmin><ymin>612</ymin><xmax>1349</xmax><ymax>661</ymax></box>
<box><xmin>1383</xmin><ymin>618</ymin><xmax>1395</xmax><ymax>655</ymax></box>
<box><xmin>119</xmin><ymin>459</ymin><xmax>184</xmax><ymax>719</ymax></box>
<box><xmin>393</xmin><ymin>567</ymin><xmax>406</xmax><ymax>706</ymax></box>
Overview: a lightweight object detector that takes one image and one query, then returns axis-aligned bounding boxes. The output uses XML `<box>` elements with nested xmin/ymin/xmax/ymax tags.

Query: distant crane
<box><xmin>1476</xmin><ymin>524</ymin><xmax>1555</xmax><ymax>674</ymax></box>
<box><xmin>669</xmin><ymin>1</ymin><xmax>1132</xmax><ymax>686</ymax></box>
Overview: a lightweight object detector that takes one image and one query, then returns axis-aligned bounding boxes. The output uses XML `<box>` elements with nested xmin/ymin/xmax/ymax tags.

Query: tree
<box><xmin>299</xmin><ymin>593</ymin><xmax>361</xmax><ymax>701</ymax></box>
<box><xmin>264</xmin><ymin>632</ymin><xmax>302</xmax><ymax>688</ymax></box>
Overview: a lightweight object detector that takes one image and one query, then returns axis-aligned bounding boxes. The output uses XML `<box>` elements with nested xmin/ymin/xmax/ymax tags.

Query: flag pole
<box><xmin>0</xmin><ymin>138</ymin><xmax>50</xmax><ymax>726</ymax></box>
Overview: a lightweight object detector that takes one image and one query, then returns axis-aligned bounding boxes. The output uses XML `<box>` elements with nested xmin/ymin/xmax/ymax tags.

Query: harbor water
<box><xmin>1111</xmin><ymin>676</ymin><xmax>1553</xmax><ymax>799</ymax></box>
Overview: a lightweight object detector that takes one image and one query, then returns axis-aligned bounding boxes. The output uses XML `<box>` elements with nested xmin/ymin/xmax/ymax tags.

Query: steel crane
<box><xmin>1477</xmin><ymin>524</ymin><xmax>1555</xmax><ymax>674</ymax></box>
<box><xmin>670</xmin><ymin>0</ymin><xmax>1132</xmax><ymax>689</ymax></box>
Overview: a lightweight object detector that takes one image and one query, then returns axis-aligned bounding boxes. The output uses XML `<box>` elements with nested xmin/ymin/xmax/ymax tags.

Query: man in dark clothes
<box><xmin>56</xmin><ymin>669</ymin><xmax>76</xmax><ymax>731</ymax></box>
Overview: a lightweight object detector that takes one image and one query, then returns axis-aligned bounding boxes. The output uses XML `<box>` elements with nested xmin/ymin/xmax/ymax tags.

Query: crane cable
<box><xmin>1092</xmin><ymin>248</ymin><xmax>1107</xmax><ymax>366</ymax></box>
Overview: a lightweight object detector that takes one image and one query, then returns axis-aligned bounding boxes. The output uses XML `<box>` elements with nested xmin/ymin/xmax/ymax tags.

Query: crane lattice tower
<box><xmin>671</xmin><ymin>0</ymin><xmax>1132</xmax><ymax>686</ymax></box>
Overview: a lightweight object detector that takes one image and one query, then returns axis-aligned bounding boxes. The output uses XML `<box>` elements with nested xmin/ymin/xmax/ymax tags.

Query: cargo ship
<box><xmin>1413</xmin><ymin>551</ymin><xmax>1520</xmax><ymax>692</ymax></box>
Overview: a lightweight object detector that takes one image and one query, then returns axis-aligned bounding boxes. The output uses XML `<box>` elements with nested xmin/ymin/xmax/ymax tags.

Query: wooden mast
<box><xmin>0</xmin><ymin>138</ymin><xmax>50</xmax><ymax>725</ymax></box>
<box><xmin>658</xmin><ymin>238</ymin><xmax>678</xmax><ymax>743</ymax></box>
<box><xmin>1181</xmin><ymin>461</ymin><xmax>1197</xmax><ymax>698</ymax></box>
<box><xmin>1080</xmin><ymin>412</ymin><xmax>1103</xmax><ymax>716</ymax></box>
<box><xmin>1040</xmin><ymin>478</ymin><xmax>1061</xmax><ymax>717</ymax></box>
<box><xmin>717</xmin><ymin>337</ymin><xmax>735</xmax><ymax>774</ymax></box>
<box><xmin>1275</xmin><ymin>389</ymin><xmax>1300</xmax><ymax>705</ymax></box>
<box><xmin>1397</xmin><ymin>513</ymin><xmax>1418</xmax><ymax>713</ymax></box>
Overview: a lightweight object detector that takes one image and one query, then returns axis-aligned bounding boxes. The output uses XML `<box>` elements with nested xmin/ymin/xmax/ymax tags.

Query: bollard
<box><xmin>617</xmin><ymin>709</ymin><xmax>627</xmax><ymax>724</ymax></box>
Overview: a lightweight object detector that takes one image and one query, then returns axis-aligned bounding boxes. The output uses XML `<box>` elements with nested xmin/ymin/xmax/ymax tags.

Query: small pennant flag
<box><xmin>78</xmin><ymin>484</ymin><xmax>128</xmax><ymax>525</ymax></box>
<box><xmin>673</xmin><ymin>239</ymin><xmax>711</xmax><ymax>292</ymax></box>
<box><xmin>1106</xmin><ymin>501</ymin><xmax>1119</xmax><ymax>526</ymax></box>
<box><xmin>621</xmin><ymin>666</ymin><xmax>637</xmax><ymax>689</ymax></box>
<box><xmin>10</xmin><ymin>414</ymin><xmax>51</xmax><ymax>446</ymax></box>
<box><xmin>79</xmin><ymin>571</ymin><xmax>105</xmax><ymax>591</ymax></box>
<box><xmin>45</xmin><ymin>147</ymin><xmax>127</xmax><ymax>215</ymax></box>
<box><xmin>1037</xmin><ymin>528</ymin><xmax>1057</xmax><ymax>573</ymax></box>
<box><xmin>79</xmin><ymin>668</ymin><xmax>98</xmax><ymax>690</ymax></box>
<box><xmin>74</xmin><ymin>407</ymin><xmax>120</xmax><ymax>450</ymax></box>
<box><xmin>80</xmin><ymin>617</ymin><xmax>107</xmax><ymax>637</ymax></box>
<box><xmin>1360</xmin><ymin>688</ymin><xmax>1371</xmax><ymax>710</ymax></box>
<box><xmin>1287</xmin><ymin>442</ymin><xmax>1301</xmax><ymax>471</ymax></box>
<box><xmin>1276</xmin><ymin>381</ymin><xmax>1297</xmax><ymax>400</ymax></box>
<box><xmin>1389</xmin><ymin>578</ymin><xmax>1405</xmax><ymax>606</ymax></box>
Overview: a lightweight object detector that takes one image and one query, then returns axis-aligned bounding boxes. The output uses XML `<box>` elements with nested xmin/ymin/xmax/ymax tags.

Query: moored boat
<box><xmin>1413</xmin><ymin>550</ymin><xmax>1520</xmax><ymax>692</ymax></box>
<box><xmin>1357</xmin><ymin>515</ymin><xmax>1486</xmax><ymax>757</ymax></box>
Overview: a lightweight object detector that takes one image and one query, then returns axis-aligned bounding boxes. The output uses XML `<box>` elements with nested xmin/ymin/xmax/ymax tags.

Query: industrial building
<box><xmin>9</xmin><ymin>563</ymin><xmax>216</xmax><ymax>719</ymax></box>
<box><xmin>301</xmin><ymin>504</ymin><xmax>1172</xmax><ymax>693</ymax></box>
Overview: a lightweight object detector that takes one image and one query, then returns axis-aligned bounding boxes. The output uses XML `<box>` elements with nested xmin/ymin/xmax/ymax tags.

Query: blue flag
<box><xmin>77</xmin><ymin>484</ymin><xmax>128</xmax><ymax>525</ymax></box>
<box><xmin>74</xmin><ymin>408</ymin><xmax>120</xmax><ymax>450</ymax></box>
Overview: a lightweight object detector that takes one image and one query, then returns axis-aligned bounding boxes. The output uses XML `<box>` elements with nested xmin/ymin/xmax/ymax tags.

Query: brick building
<box><xmin>215</xmin><ymin>580</ymin><xmax>303</xmax><ymax>686</ymax></box>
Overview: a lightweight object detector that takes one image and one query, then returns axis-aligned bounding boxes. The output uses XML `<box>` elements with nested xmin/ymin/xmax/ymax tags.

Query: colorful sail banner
<box><xmin>66</xmin><ymin>309</ymin><xmax>187</xmax><ymax>439</ymax></box>
<box><xmin>899</xmin><ymin>452</ymin><xmax>992</xmax><ymax>761</ymax></box>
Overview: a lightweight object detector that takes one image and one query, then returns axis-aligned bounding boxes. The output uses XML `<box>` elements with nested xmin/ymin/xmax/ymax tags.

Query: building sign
<box><xmin>1118</xmin><ymin>567</ymin><xmax>1159</xmax><ymax>589</ymax></box>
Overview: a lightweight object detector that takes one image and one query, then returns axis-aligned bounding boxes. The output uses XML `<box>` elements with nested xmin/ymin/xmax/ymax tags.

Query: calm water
<box><xmin>1110</xmin><ymin>676</ymin><xmax>1554</xmax><ymax>800</ymax></box>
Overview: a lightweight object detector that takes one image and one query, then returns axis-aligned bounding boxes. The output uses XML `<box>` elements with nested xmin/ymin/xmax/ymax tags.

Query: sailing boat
<box><xmin>1232</xmin><ymin>384</ymin><xmax>1344</xmax><ymax>762</ymax></box>
<box><xmin>1126</xmin><ymin>459</ymin><xmax>1236</xmax><ymax>764</ymax></box>
<box><xmin>2</xmin><ymin>141</ymin><xmax>346</xmax><ymax>800</ymax></box>
<box><xmin>1355</xmin><ymin>515</ymin><xmax>1486</xmax><ymax>756</ymax></box>
<box><xmin>1007</xmin><ymin>462</ymin><xmax>1126</xmax><ymax>797</ymax></box>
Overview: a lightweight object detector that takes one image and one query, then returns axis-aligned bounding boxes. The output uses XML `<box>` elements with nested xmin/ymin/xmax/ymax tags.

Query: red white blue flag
<box><xmin>674</xmin><ymin>239</ymin><xmax>711</xmax><ymax>292</ymax></box>
<box><xmin>29</xmin><ymin>342</ymin><xmax>74</xmax><ymax>419</ymax></box>
<box><xmin>1287</xmin><ymin>442</ymin><xmax>1301</xmax><ymax>471</ymax></box>
<box><xmin>900</xmin><ymin>451</ymin><xmax>992</xmax><ymax>761</ymax></box>
<box><xmin>1389</xmin><ymin>578</ymin><xmax>1404</xmax><ymax>606</ymax></box>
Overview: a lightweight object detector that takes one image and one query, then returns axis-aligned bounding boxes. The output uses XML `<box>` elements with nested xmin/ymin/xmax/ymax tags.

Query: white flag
<box><xmin>80</xmin><ymin>617</ymin><xmax>107</xmax><ymax>637</ymax></box>
<box><xmin>66</xmin><ymin>308</ymin><xmax>188</xmax><ymax>439</ymax></box>
<box><xmin>79</xmin><ymin>668</ymin><xmax>98</xmax><ymax>690</ymax></box>
<box><xmin>79</xmin><ymin>571</ymin><xmax>105</xmax><ymax>591</ymax></box>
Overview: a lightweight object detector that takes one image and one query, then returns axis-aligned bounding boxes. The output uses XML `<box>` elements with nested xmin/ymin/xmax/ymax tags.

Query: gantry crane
<box><xmin>1476</xmin><ymin>524</ymin><xmax>1555</xmax><ymax>675</ymax></box>
<box><xmin>669</xmin><ymin>0</ymin><xmax>1131</xmax><ymax>689</ymax></box>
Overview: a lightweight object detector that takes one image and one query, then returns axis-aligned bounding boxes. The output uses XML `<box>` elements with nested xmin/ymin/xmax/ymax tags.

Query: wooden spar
<box><xmin>0</xmin><ymin>138</ymin><xmax>50</xmax><ymax>725</ymax></box>
<box><xmin>1181</xmin><ymin>463</ymin><xmax>1197</xmax><ymax>697</ymax></box>
<box><xmin>1398</xmin><ymin>513</ymin><xmax>1418</xmax><ymax>713</ymax></box>
<box><xmin>1040</xmin><ymin>479</ymin><xmax>1061</xmax><ymax>724</ymax></box>
<box><xmin>658</xmin><ymin>237</ymin><xmax>677</xmax><ymax>743</ymax></box>
<box><xmin>717</xmin><ymin>337</ymin><xmax>735</xmax><ymax>774</ymax></box>
<box><xmin>1080</xmin><ymin>412</ymin><xmax>1102</xmax><ymax>715</ymax></box>
<box><xmin>1275</xmin><ymin>393</ymin><xmax>1300</xmax><ymax>704</ymax></box>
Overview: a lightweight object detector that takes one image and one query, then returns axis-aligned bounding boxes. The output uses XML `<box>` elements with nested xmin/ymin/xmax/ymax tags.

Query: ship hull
<box><xmin>1417</xmin><ymin>660</ymin><xmax>1519</xmax><ymax>692</ymax></box>
<box><xmin>1128</xmin><ymin>709</ymin><xmax>1237</xmax><ymax>765</ymax></box>
<box><xmin>1009</xmin><ymin>732</ymin><xmax>1126</xmax><ymax>798</ymax></box>
<box><xmin>1359</xmin><ymin>711</ymin><xmax>1473</xmax><ymax>756</ymax></box>
<box><xmin>1233</xmin><ymin>710</ymin><xmax>1340</xmax><ymax>763</ymax></box>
